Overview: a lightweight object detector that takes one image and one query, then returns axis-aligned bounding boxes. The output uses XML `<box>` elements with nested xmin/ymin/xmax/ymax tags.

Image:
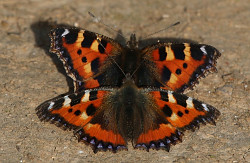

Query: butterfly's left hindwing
<box><xmin>36</xmin><ymin>89</ymin><xmax>127</xmax><ymax>152</ymax></box>
<box><xmin>36</xmin><ymin>90</ymin><xmax>107</xmax><ymax>129</ymax></box>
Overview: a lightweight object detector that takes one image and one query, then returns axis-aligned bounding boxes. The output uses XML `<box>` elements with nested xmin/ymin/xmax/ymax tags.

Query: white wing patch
<box><xmin>61</xmin><ymin>29</ymin><xmax>70</xmax><ymax>37</ymax></box>
<box><xmin>202</xmin><ymin>103</ymin><xmax>209</xmax><ymax>111</ymax></box>
<box><xmin>63</xmin><ymin>95</ymin><xmax>71</xmax><ymax>107</ymax></box>
<box><xmin>48</xmin><ymin>101</ymin><xmax>55</xmax><ymax>110</ymax></box>
<box><xmin>170</xmin><ymin>113</ymin><xmax>178</xmax><ymax>121</ymax></box>
<box><xmin>81</xmin><ymin>90</ymin><xmax>90</xmax><ymax>102</ymax></box>
<box><xmin>168</xmin><ymin>92</ymin><xmax>177</xmax><ymax>103</ymax></box>
<box><xmin>186</xmin><ymin>97</ymin><xmax>194</xmax><ymax>109</ymax></box>
<box><xmin>200</xmin><ymin>46</ymin><xmax>207</xmax><ymax>55</ymax></box>
<box><xmin>80</xmin><ymin>112</ymin><xmax>89</xmax><ymax>120</ymax></box>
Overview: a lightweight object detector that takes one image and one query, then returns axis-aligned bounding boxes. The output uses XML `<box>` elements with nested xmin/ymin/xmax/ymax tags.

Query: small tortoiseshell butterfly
<box><xmin>36</xmin><ymin>27</ymin><xmax>221</xmax><ymax>153</ymax></box>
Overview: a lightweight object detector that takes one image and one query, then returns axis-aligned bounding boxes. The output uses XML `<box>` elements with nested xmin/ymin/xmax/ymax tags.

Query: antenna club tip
<box><xmin>88</xmin><ymin>11</ymin><xmax>95</xmax><ymax>17</ymax></box>
<box><xmin>174</xmin><ymin>21</ymin><xmax>180</xmax><ymax>26</ymax></box>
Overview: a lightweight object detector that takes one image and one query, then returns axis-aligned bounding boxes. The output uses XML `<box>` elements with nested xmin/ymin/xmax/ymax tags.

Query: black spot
<box><xmin>185</xmin><ymin>109</ymin><xmax>189</xmax><ymax>114</ymax></box>
<box><xmin>176</xmin><ymin>69</ymin><xmax>182</xmax><ymax>75</ymax></box>
<box><xmin>177</xmin><ymin>111</ymin><xmax>183</xmax><ymax>117</ymax></box>
<box><xmin>82</xmin><ymin>57</ymin><xmax>87</xmax><ymax>63</ymax></box>
<box><xmin>98</xmin><ymin>39</ymin><xmax>108</xmax><ymax>54</ymax></box>
<box><xmin>162</xmin><ymin>66</ymin><xmax>171</xmax><ymax>82</ymax></box>
<box><xmin>183</xmin><ymin>63</ymin><xmax>188</xmax><ymax>69</ymax></box>
<box><xmin>160</xmin><ymin>91</ymin><xmax>169</xmax><ymax>102</ymax></box>
<box><xmin>171</xmin><ymin>44</ymin><xmax>185</xmax><ymax>60</ymax></box>
<box><xmin>91</xmin><ymin>58</ymin><xmax>100</xmax><ymax>74</ymax></box>
<box><xmin>190</xmin><ymin>45</ymin><xmax>204</xmax><ymax>61</ymax></box>
<box><xmin>64</xmin><ymin>29</ymin><xmax>80</xmax><ymax>44</ymax></box>
<box><xmin>81</xmin><ymin>32</ymin><xmax>97</xmax><ymax>48</ymax></box>
<box><xmin>86</xmin><ymin>104</ymin><xmax>96</xmax><ymax>116</ymax></box>
<box><xmin>159</xmin><ymin>47</ymin><xmax>167</xmax><ymax>61</ymax></box>
<box><xmin>68</xmin><ymin>108</ymin><xmax>73</xmax><ymax>113</ymax></box>
<box><xmin>173</xmin><ymin>93</ymin><xmax>188</xmax><ymax>108</ymax></box>
<box><xmin>74</xmin><ymin>110</ymin><xmax>81</xmax><ymax>116</ymax></box>
<box><xmin>77</xmin><ymin>49</ymin><xmax>82</xmax><ymax>55</ymax></box>
<box><xmin>89</xmin><ymin>91</ymin><xmax>98</xmax><ymax>101</ymax></box>
<box><xmin>162</xmin><ymin>105</ymin><xmax>172</xmax><ymax>117</ymax></box>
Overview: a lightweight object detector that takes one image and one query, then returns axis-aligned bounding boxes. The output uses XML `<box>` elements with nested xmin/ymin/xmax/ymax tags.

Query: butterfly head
<box><xmin>127</xmin><ymin>33</ymin><xmax>138</xmax><ymax>49</ymax></box>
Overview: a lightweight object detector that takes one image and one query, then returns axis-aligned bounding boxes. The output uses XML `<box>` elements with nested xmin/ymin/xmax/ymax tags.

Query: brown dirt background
<box><xmin>0</xmin><ymin>0</ymin><xmax>249</xmax><ymax>162</ymax></box>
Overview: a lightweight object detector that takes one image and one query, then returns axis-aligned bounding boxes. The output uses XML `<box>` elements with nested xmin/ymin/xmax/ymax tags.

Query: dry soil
<box><xmin>0</xmin><ymin>0</ymin><xmax>249</xmax><ymax>162</ymax></box>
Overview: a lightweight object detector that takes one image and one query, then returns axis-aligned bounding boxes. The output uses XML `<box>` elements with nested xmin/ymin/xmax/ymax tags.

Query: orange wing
<box><xmin>50</xmin><ymin>28</ymin><xmax>123</xmax><ymax>91</ymax></box>
<box><xmin>134</xmin><ymin>89</ymin><xmax>220</xmax><ymax>151</ymax></box>
<box><xmin>143</xmin><ymin>43</ymin><xmax>221</xmax><ymax>92</ymax></box>
<box><xmin>36</xmin><ymin>89</ymin><xmax>127</xmax><ymax>153</ymax></box>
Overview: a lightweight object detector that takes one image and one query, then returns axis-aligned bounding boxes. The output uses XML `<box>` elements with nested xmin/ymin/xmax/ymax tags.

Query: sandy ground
<box><xmin>0</xmin><ymin>0</ymin><xmax>249</xmax><ymax>162</ymax></box>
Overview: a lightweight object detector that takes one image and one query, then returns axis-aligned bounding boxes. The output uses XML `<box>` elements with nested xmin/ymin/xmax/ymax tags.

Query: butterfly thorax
<box><xmin>121</xmin><ymin>48</ymin><xmax>138</xmax><ymax>74</ymax></box>
<box><xmin>123</xmin><ymin>34</ymin><xmax>162</xmax><ymax>88</ymax></box>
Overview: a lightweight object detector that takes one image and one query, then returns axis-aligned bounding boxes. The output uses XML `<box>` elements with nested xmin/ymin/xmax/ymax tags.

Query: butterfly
<box><xmin>36</xmin><ymin>27</ymin><xmax>221</xmax><ymax>153</ymax></box>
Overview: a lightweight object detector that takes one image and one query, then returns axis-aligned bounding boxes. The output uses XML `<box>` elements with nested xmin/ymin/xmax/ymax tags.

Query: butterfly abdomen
<box><xmin>110</xmin><ymin>80</ymin><xmax>164</xmax><ymax>141</ymax></box>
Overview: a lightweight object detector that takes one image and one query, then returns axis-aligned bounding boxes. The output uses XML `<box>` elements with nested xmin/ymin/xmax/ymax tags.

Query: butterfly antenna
<box><xmin>88</xmin><ymin>11</ymin><xmax>127</xmax><ymax>40</ymax></box>
<box><xmin>130</xmin><ymin>60</ymin><xmax>144</xmax><ymax>78</ymax></box>
<box><xmin>141</xmin><ymin>21</ymin><xmax>180</xmax><ymax>40</ymax></box>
